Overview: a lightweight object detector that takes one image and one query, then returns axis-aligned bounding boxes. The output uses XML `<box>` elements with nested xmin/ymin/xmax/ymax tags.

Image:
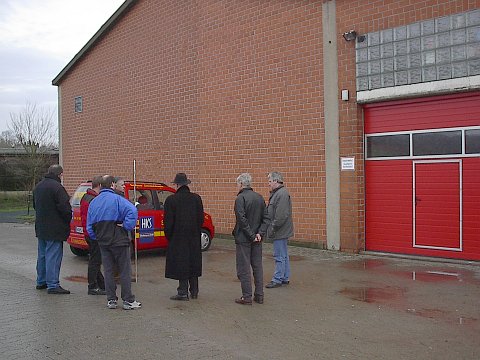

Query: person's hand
<box><xmin>254</xmin><ymin>233</ymin><xmax>262</xmax><ymax>242</ymax></box>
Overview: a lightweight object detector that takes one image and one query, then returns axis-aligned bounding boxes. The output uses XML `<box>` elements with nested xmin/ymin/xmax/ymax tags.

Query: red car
<box><xmin>67</xmin><ymin>181</ymin><xmax>215</xmax><ymax>256</ymax></box>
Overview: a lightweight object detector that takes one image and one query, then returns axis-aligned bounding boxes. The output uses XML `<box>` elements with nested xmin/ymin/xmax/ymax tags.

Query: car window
<box><xmin>129</xmin><ymin>189</ymin><xmax>155</xmax><ymax>210</ymax></box>
<box><xmin>154</xmin><ymin>190</ymin><xmax>173</xmax><ymax>209</ymax></box>
<box><xmin>70</xmin><ymin>185</ymin><xmax>91</xmax><ymax>207</ymax></box>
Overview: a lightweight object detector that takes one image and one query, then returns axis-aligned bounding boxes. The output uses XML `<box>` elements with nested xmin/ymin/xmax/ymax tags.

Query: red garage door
<box><xmin>414</xmin><ymin>161</ymin><xmax>461</xmax><ymax>251</ymax></box>
<box><xmin>364</xmin><ymin>92</ymin><xmax>480</xmax><ymax>261</ymax></box>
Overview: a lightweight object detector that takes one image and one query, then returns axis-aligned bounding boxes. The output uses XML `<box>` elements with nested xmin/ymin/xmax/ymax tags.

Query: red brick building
<box><xmin>53</xmin><ymin>1</ymin><xmax>480</xmax><ymax>259</ymax></box>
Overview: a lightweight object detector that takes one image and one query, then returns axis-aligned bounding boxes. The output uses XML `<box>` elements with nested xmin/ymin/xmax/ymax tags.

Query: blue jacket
<box><xmin>87</xmin><ymin>188</ymin><xmax>138</xmax><ymax>247</ymax></box>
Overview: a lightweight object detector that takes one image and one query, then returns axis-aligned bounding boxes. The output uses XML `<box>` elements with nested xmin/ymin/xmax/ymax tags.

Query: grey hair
<box><xmin>236</xmin><ymin>173</ymin><xmax>252</xmax><ymax>187</ymax></box>
<box><xmin>268</xmin><ymin>171</ymin><xmax>284</xmax><ymax>184</ymax></box>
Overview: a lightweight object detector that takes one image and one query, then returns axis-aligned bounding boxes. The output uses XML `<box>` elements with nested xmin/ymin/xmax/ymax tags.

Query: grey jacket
<box><xmin>260</xmin><ymin>185</ymin><xmax>294</xmax><ymax>241</ymax></box>
<box><xmin>232</xmin><ymin>187</ymin><xmax>266</xmax><ymax>244</ymax></box>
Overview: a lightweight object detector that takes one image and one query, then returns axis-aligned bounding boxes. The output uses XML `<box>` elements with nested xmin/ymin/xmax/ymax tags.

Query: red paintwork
<box><xmin>364</xmin><ymin>92</ymin><xmax>480</xmax><ymax>134</ymax></box>
<box><xmin>414</xmin><ymin>162</ymin><xmax>460</xmax><ymax>249</ymax></box>
<box><xmin>365</xmin><ymin>93</ymin><xmax>480</xmax><ymax>261</ymax></box>
<box><xmin>366</xmin><ymin>159</ymin><xmax>480</xmax><ymax>260</ymax></box>
<box><xmin>67</xmin><ymin>181</ymin><xmax>215</xmax><ymax>253</ymax></box>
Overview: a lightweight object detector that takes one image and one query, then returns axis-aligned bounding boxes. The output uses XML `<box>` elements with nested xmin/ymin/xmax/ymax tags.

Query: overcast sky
<box><xmin>0</xmin><ymin>0</ymin><xmax>125</xmax><ymax>133</ymax></box>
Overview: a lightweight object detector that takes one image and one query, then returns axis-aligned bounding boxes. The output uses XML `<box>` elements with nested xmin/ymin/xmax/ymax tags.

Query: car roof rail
<box><xmin>126</xmin><ymin>180</ymin><xmax>169</xmax><ymax>187</ymax></box>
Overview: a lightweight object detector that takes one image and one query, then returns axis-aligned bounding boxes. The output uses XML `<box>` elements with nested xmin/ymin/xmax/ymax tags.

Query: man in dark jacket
<box><xmin>80</xmin><ymin>175</ymin><xmax>105</xmax><ymax>295</ymax></box>
<box><xmin>164</xmin><ymin>173</ymin><xmax>204</xmax><ymax>301</ymax></box>
<box><xmin>87</xmin><ymin>175</ymin><xmax>141</xmax><ymax>310</ymax></box>
<box><xmin>260</xmin><ymin>171</ymin><xmax>294</xmax><ymax>289</ymax></box>
<box><xmin>233</xmin><ymin>173</ymin><xmax>266</xmax><ymax>305</ymax></box>
<box><xmin>33</xmin><ymin>164</ymin><xmax>72</xmax><ymax>294</ymax></box>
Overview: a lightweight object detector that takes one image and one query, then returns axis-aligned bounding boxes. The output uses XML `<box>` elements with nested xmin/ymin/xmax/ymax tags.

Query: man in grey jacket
<box><xmin>260</xmin><ymin>171</ymin><xmax>294</xmax><ymax>288</ymax></box>
<box><xmin>233</xmin><ymin>173</ymin><xmax>266</xmax><ymax>305</ymax></box>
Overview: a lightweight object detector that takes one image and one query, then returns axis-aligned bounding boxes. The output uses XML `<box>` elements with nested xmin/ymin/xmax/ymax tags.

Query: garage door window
<box><xmin>413</xmin><ymin>130</ymin><xmax>462</xmax><ymax>156</ymax></box>
<box><xmin>367</xmin><ymin>134</ymin><xmax>410</xmax><ymax>157</ymax></box>
<box><xmin>465</xmin><ymin>129</ymin><xmax>480</xmax><ymax>154</ymax></box>
<box><xmin>366</xmin><ymin>126</ymin><xmax>480</xmax><ymax>159</ymax></box>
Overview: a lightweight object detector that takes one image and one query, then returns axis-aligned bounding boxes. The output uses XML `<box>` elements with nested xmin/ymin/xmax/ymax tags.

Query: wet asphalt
<box><xmin>0</xmin><ymin>209</ymin><xmax>34</xmax><ymax>223</ymax></box>
<box><xmin>0</xmin><ymin>221</ymin><xmax>479</xmax><ymax>360</ymax></box>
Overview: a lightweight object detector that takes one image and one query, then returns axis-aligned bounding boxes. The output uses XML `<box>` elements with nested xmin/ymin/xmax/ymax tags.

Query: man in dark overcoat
<box><xmin>33</xmin><ymin>164</ymin><xmax>72</xmax><ymax>294</ymax></box>
<box><xmin>164</xmin><ymin>173</ymin><xmax>204</xmax><ymax>300</ymax></box>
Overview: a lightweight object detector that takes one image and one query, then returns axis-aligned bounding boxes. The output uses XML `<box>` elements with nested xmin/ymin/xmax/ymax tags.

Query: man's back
<box><xmin>33</xmin><ymin>175</ymin><xmax>72</xmax><ymax>241</ymax></box>
<box><xmin>87</xmin><ymin>189</ymin><xmax>137</xmax><ymax>247</ymax></box>
<box><xmin>234</xmin><ymin>187</ymin><xmax>265</xmax><ymax>243</ymax></box>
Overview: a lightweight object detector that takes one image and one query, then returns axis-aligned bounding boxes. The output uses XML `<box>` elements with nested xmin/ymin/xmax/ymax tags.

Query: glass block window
<box><xmin>74</xmin><ymin>96</ymin><xmax>83</xmax><ymax>113</ymax></box>
<box><xmin>357</xmin><ymin>9</ymin><xmax>480</xmax><ymax>91</ymax></box>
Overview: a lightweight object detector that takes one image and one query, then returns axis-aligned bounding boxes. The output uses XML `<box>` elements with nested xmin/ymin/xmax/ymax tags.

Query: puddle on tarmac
<box><xmin>64</xmin><ymin>275</ymin><xmax>88</xmax><ymax>283</ymax></box>
<box><xmin>338</xmin><ymin>286</ymin><xmax>405</xmax><ymax>303</ymax></box>
<box><xmin>341</xmin><ymin>259</ymin><xmax>386</xmax><ymax>270</ymax></box>
<box><xmin>394</xmin><ymin>269</ymin><xmax>478</xmax><ymax>284</ymax></box>
<box><xmin>342</xmin><ymin>259</ymin><xmax>479</xmax><ymax>285</ymax></box>
<box><xmin>406</xmin><ymin>308</ymin><xmax>478</xmax><ymax>325</ymax></box>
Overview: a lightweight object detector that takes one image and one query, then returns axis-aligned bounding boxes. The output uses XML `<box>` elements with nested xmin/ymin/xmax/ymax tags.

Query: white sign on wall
<box><xmin>341</xmin><ymin>157</ymin><xmax>355</xmax><ymax>171</ymax></box>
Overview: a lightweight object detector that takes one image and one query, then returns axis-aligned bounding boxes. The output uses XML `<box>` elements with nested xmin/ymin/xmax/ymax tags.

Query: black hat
<box><xmin>172</xmin><ymin>173</ymin><xmax>191</xmax><ymax>186</ymax></box>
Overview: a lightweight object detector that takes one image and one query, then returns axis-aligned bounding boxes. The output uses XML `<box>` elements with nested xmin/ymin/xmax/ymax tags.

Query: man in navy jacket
<box><xmin>87</xmin><ymin>175</ymin><xmax>141</xmax><ymax>310</ymax></box>
<box><xmin>33</xmin><ymin>165</ymin><xmax>72</xmax><ymax>294</ymax></box>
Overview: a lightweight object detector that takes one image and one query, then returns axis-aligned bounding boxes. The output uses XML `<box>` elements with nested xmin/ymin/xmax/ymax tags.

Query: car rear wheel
<box><xmin>201</xmin><ymin>229</ymin><xmax>211</xmax><ymax>252</ymax></box>
<box><xmin>70</xmin><ymin>246</ymin><xmax>88</xmax><ymax>257</ymax></box>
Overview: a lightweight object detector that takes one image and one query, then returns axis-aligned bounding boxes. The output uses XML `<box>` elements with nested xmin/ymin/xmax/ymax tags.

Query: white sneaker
<box><xmin>107</xmin><ymin>300</ymin><xmax>118</xmax><ymax>309</ymax></box>
<box><xmin>123</xmin><ymin>300</ymin><xmax>142</xmax><ymax>310</ymax></box>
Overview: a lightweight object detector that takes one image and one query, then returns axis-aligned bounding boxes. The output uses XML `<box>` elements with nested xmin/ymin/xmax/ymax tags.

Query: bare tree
<box><xmin>0</xmin><ymin>130</ymin><xmax>16</xmax><ymax>147</ymax></box>
<box><xmin>8</xmin><ymin>102</ymin><xmax>59</xmax><ymax>190</ymax></box>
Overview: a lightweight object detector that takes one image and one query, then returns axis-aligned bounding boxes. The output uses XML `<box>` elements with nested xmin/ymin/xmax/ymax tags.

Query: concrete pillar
<box><xmin>322</xmin><ymin>0</ymin><xmax>340</xmax><ymax>250</ymax></box>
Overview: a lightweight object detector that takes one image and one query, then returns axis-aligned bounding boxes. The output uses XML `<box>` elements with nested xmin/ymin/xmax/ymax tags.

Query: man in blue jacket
<box><xmin>87</xmin><ymin>175</ymin><xmax>141</xmax><ymax>310</ymax></box>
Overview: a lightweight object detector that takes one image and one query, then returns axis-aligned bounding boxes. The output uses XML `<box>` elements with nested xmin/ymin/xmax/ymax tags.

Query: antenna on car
<box><xmin>133</xmin><ymin>159</ymin><xmax>138</xmax><ymax>283</ymax></box>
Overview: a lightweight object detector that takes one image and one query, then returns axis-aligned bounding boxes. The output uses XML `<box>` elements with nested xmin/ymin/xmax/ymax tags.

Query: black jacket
<box><xmin>232</xmin><ymin>187</ymin><xmax>266</xmax><ymax>244</ymax></box>
<box><xmin>33</xmin><ymin>173</ymin><xmax>72</xmax><ymax>241</ymax></box>
<box><xmin>164</xmin><ymin>186</ymin><xmax>204</xmax><ymax>280</ymax></box>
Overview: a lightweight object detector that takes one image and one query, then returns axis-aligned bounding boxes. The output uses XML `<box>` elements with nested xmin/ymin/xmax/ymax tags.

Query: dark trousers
<box><xmin>236</xmin><ymin>242</ymin><xmax>263</xmax><ymax>300</ymax></box>
<box><xmin>86</xmin><ymin>237</ymin><xmax>105</xmax><ymax>290</ymax></box>
<box><xmin>100</xmin><ymin>245</ymin><xmax>134</xmax><ymax>302</ymax></box>
<box><xmin>177</xmin><ymin>277</ymin><xmax>199</xmax><ymax>297</ymax></box>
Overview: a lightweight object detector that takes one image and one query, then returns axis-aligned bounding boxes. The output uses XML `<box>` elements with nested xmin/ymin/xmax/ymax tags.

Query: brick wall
<box><xmin>57</xmin><ymin>0</ymin><xmax>480</xmax><ymax>250</ymax></box>
<box><xmin>59</xmin><ymin>0</ymin><xmax>326</xmax><ymax>244</ymax></box>
<box><xmin>335</xmin><ymin>0</ymin><xmax>480</xmax><ymax>252</ymax></box>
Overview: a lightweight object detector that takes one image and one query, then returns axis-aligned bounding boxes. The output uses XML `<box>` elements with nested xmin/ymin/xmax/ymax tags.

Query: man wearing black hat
<box><xmin>164</xmin><ymin>173</ymin><xmax>204</xmax><ymax>300</ymax></box>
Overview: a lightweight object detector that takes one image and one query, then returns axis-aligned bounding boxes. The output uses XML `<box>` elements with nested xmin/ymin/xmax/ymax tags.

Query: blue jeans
<box><xmin>36</xmin><ymin>239</ymin><xmax>64</xmax><ymax>289</ymax></box>
<box><xmin>272</xmin><ymin>239</ymin><xmax>290</xmax><ymax>284</ymax></box>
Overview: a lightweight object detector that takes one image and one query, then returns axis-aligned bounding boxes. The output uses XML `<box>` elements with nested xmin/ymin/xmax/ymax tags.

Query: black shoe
<box><xmin>170</xmin><ymin>294</ymin><xmax>189</xmax><ymax>301</ymax></box>
<box><xmin>36</xmin><ymin>284</ymin><xmax>47</xmax><ymax>290</ymax></box>
<box><xmin>47</xmin><ymin>286</ymin><xmax>70</xmax><ymax>294</ymax></box>
<box><xmin>282</xmin><ymin>280</ymin><xmax>290</xmax><ymax>285</ymax></box>
<box><xmin>88</xmin><ymin>288</ymin><xmax>106</xmax><ymax>295</ymax></box>
<box><xmin>265</xmin><ymin>281</ymin><xmax>282</xmax><ymax>289</ymax></box>
<box><xmin>253</xmin><ymin>295</ymin><xmax>264</xmax><ymax>304</ymax></box>
<box><xmin>190</xmin><ymin>294</ymin><xmax>198</xmax><ymax>299</ymax></box>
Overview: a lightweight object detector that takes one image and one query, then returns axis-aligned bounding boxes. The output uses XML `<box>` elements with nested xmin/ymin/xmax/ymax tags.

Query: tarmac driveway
<box><xmin>0</xmin><ymin>209</ymin><xmax>34</xmax><ymax>223</ymax></box>
<box><xmin>0</xmin><ymin>222</ymin><xmax>479</xmax><ymax>360</ymax></box>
